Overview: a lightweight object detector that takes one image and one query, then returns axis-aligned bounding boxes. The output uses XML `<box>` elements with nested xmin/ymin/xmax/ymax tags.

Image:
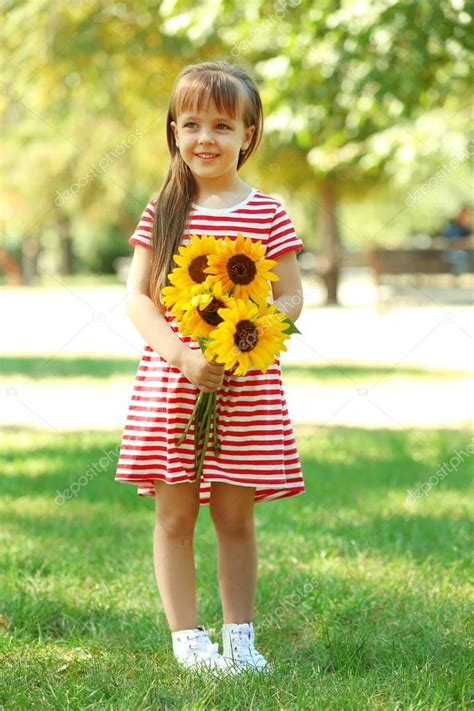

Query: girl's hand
<box><xmin>180</xmin><ymin>349</ymin><xmax>226</xmax><ymax>393</ymax></box>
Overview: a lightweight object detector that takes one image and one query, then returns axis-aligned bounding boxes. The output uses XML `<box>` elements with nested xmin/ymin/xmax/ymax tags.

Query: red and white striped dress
<box><xmin>114</xmin><ymin>187</ymin><xmax>305</xmax><ymax>504</ymax></box>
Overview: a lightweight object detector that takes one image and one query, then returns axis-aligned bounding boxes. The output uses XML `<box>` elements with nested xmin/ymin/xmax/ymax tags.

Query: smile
<box><xmin>195</xmin><ymin>153</ymin><xmax>219</xmax><ymax>160</ymax></box>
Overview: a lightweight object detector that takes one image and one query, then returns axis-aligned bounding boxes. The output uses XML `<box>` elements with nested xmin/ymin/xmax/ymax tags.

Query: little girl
<box><xmin>115</xmin><ymin>61</ymin><xmax>305</xmax><ymax>676</ymax></box>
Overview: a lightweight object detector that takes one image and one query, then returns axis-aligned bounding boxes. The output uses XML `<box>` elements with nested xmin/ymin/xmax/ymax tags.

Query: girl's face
<box><xmin>170</xmin><ymin>101</ymin><xmax>255</xmax><ymax>186</ymax></box>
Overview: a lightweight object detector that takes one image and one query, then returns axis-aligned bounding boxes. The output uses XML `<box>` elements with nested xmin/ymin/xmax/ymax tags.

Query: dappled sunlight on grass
<box><xmin>0</xmin><ymin>355</ymin><xmax>138</xmax><ymax>380</ymax></box>
<box><xmin>1</xmin><ymin>354</ymin><xmax>468</xmax><ymax>382</ymax></box>
<box><xmin>281</xmin><ymin>362</ymin><xmax>469</xmax><ymax>382</ymax></box>
<box><xmin>1</xmin><ymin>424</ymin><xmax>471</xmax><ymax>707</ymax></box>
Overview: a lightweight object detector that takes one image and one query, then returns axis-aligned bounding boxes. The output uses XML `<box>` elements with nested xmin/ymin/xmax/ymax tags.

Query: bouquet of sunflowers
<box><xmin>161</xmin><ymin>233</ymin><xmax>300</xmax><ymax>481</ymax></box>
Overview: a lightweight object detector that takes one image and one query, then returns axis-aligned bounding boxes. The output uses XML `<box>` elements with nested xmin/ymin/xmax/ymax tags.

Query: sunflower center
<box><xmin>188</xmin><ymin>255</ymin><xmax>209</xmax><ymax>283</ymax></box>
<box><xmin>226</xmin><ymin>255</ymin><xmax>257</xmax><ymax>285</ymax></box>
<box><xmin>234</xmin><ymin>319</ymin><xmax>258</xmax><ymax>352</ymax></box>
<box><xmin>197</xmin><ymin>298</ymin><xmax>225</xmax><ymax>326</ymax></box>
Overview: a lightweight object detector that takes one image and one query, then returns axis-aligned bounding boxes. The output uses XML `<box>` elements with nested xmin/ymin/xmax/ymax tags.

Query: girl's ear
<box><xmin>170</xmin><ymin>121</ymin><xmax>178</xmax><ymax>145</ymax></box>
<box><xmin>242</xmin><ymin>124</ymin><xmax>256</xmax><ymax>150</ymax></box>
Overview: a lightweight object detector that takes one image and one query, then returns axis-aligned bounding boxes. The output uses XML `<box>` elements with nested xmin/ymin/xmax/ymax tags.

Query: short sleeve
<box><xmin>265</xmin><ymin>201</ymin><xmax>304</xmax><ymax>260</ymax></box>
<box><xmin>128</xmin><ymin>197</ymin><xmax>157</xmax><ymax>249</ymax></box>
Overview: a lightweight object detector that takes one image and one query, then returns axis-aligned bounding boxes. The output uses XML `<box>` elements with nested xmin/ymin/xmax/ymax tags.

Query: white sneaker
<box><xmin>172</xmin><ymin>625</ymin><xmax>227</xmax><ymax>676</ymax></box>
<box><xmin>221</xmin><ymin>622</ymin><xmax>273</xmax><ymax>673</ymax></box>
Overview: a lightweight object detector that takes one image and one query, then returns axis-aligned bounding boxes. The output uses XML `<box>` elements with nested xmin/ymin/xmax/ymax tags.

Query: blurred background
<box><xmin>1</xmin><ymin>2</ymin><xmax>473</xmax><ymax>707</ymax></box>
<box><xmin>1</xmin><ymin>0</ymin><xmax>472</xmax><ymax>430</ymax></box>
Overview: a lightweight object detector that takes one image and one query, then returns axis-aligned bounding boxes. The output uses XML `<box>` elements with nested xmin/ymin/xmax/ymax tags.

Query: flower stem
<box><xmin>212</xmin><ymin>393</ymin><xmax>221</xmax><ymax>456</ymax></box>
<box><xmin>194</xmin><ymin>392</ymin><xmax>215</xmax><ymax>479</ymax></box>
<box><xmin>176</xmin><ymin>390</ymin><xmax>204</xmax><ymax>446</ymax></box>
<box><xmin>194</xmin><ymin>394</ymin><xmax>208</xmax><ymax>471</ymax></box>
<box><xmin>194</xmin><ymin>392</ymin><xmax>210</xmax><ymax>445</ymax></box>
<box><xmin>195</xmin><ymin>400</ymin><xmax>213</xmax><ymax>480</ymax></box>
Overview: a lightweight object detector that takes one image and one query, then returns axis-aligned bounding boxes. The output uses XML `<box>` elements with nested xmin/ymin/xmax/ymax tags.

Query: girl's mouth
<box><xmin>195</xmin><ymin>153</ymin><xmax>219</xmax><ymax>161</ymax></box>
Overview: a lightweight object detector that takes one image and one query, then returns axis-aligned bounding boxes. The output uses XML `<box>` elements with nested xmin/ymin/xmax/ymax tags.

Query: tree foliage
<box><xmin>1</xmin><ymin>0</ymin><xmax>471</xmax><ymax>286</ymax></box>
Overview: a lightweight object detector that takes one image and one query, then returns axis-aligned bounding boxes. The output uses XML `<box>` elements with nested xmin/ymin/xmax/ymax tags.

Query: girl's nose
<box><xmin>198</xmin><ymin>132</ymin><xmax>214</xmax><ymax>144</ymax></box>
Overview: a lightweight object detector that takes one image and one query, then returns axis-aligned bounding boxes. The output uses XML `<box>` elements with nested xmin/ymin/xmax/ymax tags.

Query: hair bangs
<box><xmin>174</xmin><ymin>72</ymin><xmax>246</xmax><ymax>123</ymax></box>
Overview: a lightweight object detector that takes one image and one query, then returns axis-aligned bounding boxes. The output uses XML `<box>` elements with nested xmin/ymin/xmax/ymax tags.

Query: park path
<box><xmin>1</xmin><ymin>376</ymin><xmax>472</xmax><ymax>433</ymax></box>
<box><xmin>1</xmin><ymin>282</ymin><xmax>472</xmax><ymax>432</ymax></box>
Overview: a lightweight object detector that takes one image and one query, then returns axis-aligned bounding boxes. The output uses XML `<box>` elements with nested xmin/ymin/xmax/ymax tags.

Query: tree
<box><xmin>1</xmin><ymin>0</ymin><xmax>471</xmax><ymax>295</ymax></box>
<box><xmin>161</xmin><ymin>0</ymin><xmax>473</xmax><ymax>303</ymax></box>
<box><xmin>1</xmin><ymin>2</ymin><xmax>185</xmax><ymax>276</ymax></box>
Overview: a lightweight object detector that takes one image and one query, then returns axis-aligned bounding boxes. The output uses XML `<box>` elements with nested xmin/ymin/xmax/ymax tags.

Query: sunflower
<box><xmin>160</xmin><ymin>234</ymin><xmax>217</xmax><ymax>317</ymax></box>
<box><xmin>178</xmin><ymin>280</ymin><xmax>234</xmax><ymax>339</ymax></box>
<box><xmin>160</xmin><ymin>283</ymin><xmax>191</xmax><ymax>319</ymax></box>
<box><xmin>203</xmin><ymin>299</ymin><xmax>291</xmax><ymax>376</ymax></box>
<box><xmin>167</xmin><ymin>234</ymin><xmax>217</xmax><ymax>292</ymax></box>
<box><xmin>203</xmin><ymin>233</ymin><xmax>279</xmax><ymax>302</ymax></box>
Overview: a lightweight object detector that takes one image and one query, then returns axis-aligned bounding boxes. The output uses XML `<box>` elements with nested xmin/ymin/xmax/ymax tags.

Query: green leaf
<box><xmin>281</xmin><ymin>314</ymin><xmax>301</xmax><ymax>335</ymax></box>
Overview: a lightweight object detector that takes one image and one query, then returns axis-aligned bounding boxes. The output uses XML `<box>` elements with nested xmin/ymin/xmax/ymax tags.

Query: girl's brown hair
<box><xmin>149</xmin><ymin>61</ymin><xmax>264</xmax><ymax>313</ymax></box>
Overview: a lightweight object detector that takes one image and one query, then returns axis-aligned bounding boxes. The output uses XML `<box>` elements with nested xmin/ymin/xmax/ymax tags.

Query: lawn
<box><xmin>0</xmin><ymin>425</ymin><xmax>472</xmax><ymax>710</ymax></box>
<box><xmin>0</xmin><ymin>355</ymin><xmax>469</xmax><ymax>384</ymax></box>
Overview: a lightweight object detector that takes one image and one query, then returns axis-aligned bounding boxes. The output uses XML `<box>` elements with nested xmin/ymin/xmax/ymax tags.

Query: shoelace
<box><xmin>185</xmin><ymin>631</ymin><xmax>220</xmax><ymax>661</ymax></box>
<box><xmin>229</xmin><ymin>628</ymin><xmax>267</xmax><ymax>666</ymax></box>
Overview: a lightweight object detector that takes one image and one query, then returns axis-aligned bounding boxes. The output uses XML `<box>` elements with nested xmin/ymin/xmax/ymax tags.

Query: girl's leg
<box><xmin>209</xmin><ymin>482</ymin><xmax>257</xmax><ymax>623</ymax></box>
<box><xmin>153</xmin><ymin>479</ymin><xmax>201</xmax><ymax>632</ymax></box>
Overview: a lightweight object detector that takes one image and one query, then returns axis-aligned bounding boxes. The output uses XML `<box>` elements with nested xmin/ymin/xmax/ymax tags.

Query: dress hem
<box><xmin>115</xmin><ymin>475</ymin><xmax>305</xmax><ymax>504</ymax></box>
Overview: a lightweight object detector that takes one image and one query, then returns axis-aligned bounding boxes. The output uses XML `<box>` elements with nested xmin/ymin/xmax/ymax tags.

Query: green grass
<box><xmin>0</xmin><ymin>426</ymin><xmax>472</xmax><ymax>709</ymax></box>
<box><xmin>1</xmin><ymin>355</ymin><xmax>468</xmax><ymax>383</ymax></box>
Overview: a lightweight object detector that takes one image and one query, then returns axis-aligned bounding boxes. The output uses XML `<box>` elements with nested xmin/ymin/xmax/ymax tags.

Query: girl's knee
<box><xmin>153</xmin><ymin>480</ymin><xmax>200</xmax><ymax>536</ymax></box>
<box><xmin>209</xmin><ymin>483</ymin><xmax>255</xmax><ymax>533</ymax></box>
<box><xmin>155</xmin><ymin>512</ymin><xmax>197</xmax><ymax>538</ymax></box>
<box><xmin>210</xmin><ymin>507</ymin><xmax>254</xmax><ymax>535</ymax></box>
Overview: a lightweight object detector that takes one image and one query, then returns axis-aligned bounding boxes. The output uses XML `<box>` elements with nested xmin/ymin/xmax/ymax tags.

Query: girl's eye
<box><xmin>182</xmin><ymin>122</ymin><xmax>231</xmax><ymax>129</ymax></box>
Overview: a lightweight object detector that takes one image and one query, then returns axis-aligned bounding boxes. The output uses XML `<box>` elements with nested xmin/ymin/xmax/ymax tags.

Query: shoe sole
<box><xmin>222</xmin><ymin>658</ymin><xmax>273</xmax><ymax>674</ymax></box>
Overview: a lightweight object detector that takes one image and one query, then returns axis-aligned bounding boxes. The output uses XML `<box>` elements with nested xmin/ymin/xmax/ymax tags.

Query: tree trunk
<box><xmin>57</xmin><ymin>215</ymin><xmax>74</xmax><ymax>275</ymax></box>
<box><xmin>21</xmin><ymin>235</ymin><xmax>40</xmax><ymax>285</ymax></box>
<box><xmin>318</xmin><ymin>182</ymin><xmax>341</xmax><ymax>305</ymax></box>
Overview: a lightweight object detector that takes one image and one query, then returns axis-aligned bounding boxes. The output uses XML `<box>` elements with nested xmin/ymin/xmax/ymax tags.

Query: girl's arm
<box><xmin>271</xmin><ymin>251</ymin><xmax>304</xmax><ymax>323</ymax></box>
<box><xmin>125</xmin><ymin>245</ymin><xmax>189</xmax><ymax>369</ymax></box>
